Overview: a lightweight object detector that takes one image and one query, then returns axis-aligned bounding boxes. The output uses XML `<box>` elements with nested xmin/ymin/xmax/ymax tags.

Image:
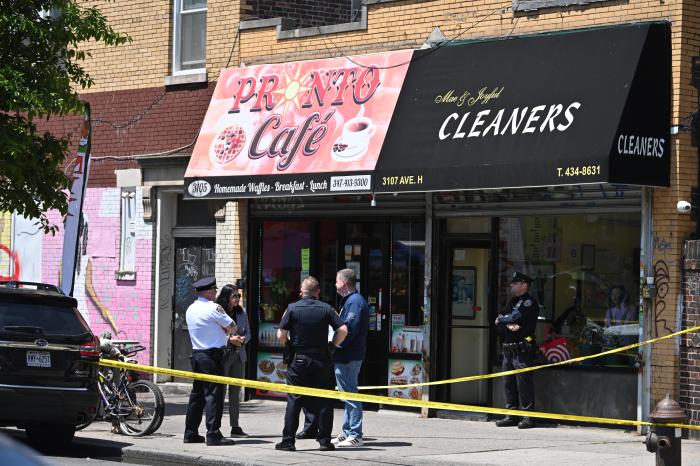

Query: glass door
<box><xmin>339</xmin><ymin>236</ymin><xmax>389</xmax><ymax>394</ymax></box>
<box><xmin>445</xmin><ymin>241</ymin><xmax>491</xmax><ymax>405</ymax></box>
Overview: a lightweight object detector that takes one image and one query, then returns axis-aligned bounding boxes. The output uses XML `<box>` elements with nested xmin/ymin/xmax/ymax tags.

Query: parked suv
<box><xmin>0</xmin><ymin>281</ymin><xmax>100</xmax><ymax>449</ymax></box>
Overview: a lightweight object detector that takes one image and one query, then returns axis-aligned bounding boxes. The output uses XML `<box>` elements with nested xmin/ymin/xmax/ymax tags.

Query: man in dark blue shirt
<box><xmin>275</xmin><ymin>277</ymin><xmax>347</xmax><ymax>452</ymax></box>
<box><xmin>331</xmin><ymin>268</ymin><xmax>370</xmax><ymax>447</ymax></box>
<box><xmin>494</xmin><ymin>271</ymin><xmax>540</xmax><ymax>429</ymax></box>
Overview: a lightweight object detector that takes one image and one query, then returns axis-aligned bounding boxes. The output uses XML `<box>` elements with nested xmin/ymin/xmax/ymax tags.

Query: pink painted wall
<box><xmin>40</xmin><ymin>187</ymin><xmax>154</xmax><ymax>364</ymax></box>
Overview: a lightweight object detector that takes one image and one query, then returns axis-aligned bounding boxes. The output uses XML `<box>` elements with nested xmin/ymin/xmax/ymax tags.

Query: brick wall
<box><xmin>215</xmin><ymin>200</ymin><xmax>247</xmax><ymax>288</ymax></box>
<box><xmin>39</xmin><ymin>187</ymin><xmax>154</xmax><ymax>365</ymax></box>
<box><xmin>39</xmin><ymin>84</ymin><xmax>214</xmax><ymax>187</ymax></box>
<box><xmin>242</xmin><ymin>0</ymin><xmax>354</xmax><ymax>29</ymax></box>
<box><xmin>681</xmin><ymin>240</ymin><xmax>700</xmax><ymax>438</ymax></box>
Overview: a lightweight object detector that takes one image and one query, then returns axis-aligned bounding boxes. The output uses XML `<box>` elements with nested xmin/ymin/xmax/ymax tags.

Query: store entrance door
<box><xmin>339</xmin><ymin>238</ymin><xmax>389</xmax><ymax>395</ymax></box>
<box><xmin>443</xmin><ymin>241</ymin><xmax>491</xmax><ymax>405</ymax></box>
<box><xmin>172</xmin><ymin>237</ymin><xmax>216</xmax><ymax>375</ymax></box>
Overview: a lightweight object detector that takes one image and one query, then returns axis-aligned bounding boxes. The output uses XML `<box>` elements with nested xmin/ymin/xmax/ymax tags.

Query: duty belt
<box><xmin>503</xmin><ymin>337</ymin><xmax>536</xmax><ymax>356</ymax></box>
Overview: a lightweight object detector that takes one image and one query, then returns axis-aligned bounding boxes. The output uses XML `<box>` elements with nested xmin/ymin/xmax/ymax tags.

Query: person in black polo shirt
<box><xmin>495</xmin><ymin>271</ymin><xmax>540</xmax><ymax>429</ymax></box>
<box><xmin>275</xmin><ymin>276</ymin><xmax>348</xmax><ymax>452</ymax></box>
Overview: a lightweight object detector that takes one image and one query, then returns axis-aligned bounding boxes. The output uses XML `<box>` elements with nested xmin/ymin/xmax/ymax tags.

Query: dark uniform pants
<box><xmin>282</xmin><ymin>353</ymin><xmax>335</xmax><ymax>444</ymax></box>
<box><xmin>185</xmin><ymin>349</ymin><xmax>226</xmax><ymax>441</ymax></box>
<box><xmin>502</xmin><ymin>349</ymin><xmax>535</xmax><ymax>412</ymax></box>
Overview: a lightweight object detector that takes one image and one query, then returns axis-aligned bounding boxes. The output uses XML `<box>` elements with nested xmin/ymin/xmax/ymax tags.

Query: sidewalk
<box><xmin>73</xmin><ymin>388</ymin><xmax>700</xmax><ymax>466</ymax></box>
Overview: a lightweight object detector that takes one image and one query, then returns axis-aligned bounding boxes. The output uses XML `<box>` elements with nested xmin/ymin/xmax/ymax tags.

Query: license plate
<box><xmin>26</xmin><ymin>351</ymin><xmax>51</xmax><ymax>368</ymax></box>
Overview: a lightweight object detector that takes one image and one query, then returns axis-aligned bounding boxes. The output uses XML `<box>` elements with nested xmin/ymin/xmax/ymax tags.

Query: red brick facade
<box><xmin>39</xmin><ymin>84</ymin><xmax>214</xmax><ymax>187</ymax></box>
<box><xmin>682</xmin><ymin>240</ymin><xmax>700</xmax><ymax>438</ymax></box>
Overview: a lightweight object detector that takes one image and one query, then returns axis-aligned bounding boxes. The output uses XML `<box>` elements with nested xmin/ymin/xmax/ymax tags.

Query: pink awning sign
<box><xmin>184</xmin><ymin>50</ymin><xmax>413</xmax><ymax>198</ymax></box>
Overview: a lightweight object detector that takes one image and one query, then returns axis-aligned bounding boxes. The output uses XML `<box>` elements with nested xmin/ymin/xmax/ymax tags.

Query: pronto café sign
<box><xmin>185</xmin><ymin>51</ymin><xmax>413</xmax><ymax>198</ymax></box>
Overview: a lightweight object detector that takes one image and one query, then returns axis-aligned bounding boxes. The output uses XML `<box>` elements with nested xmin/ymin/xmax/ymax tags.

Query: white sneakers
<box><xmin>336</xmin><ymin>436</ymin><xmax>363</xmax><ymax>447</ymax></box>
<box><xmin>331</xmin><ymin>434</ymin><xmax>347</xmax><ymax>445</ymax></box>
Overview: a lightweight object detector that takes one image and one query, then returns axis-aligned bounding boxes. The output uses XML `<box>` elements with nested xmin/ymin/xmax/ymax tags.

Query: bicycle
<box><xmin>76</xmin><ymin>334</ymin><xmax>165</xmax><ymax>436</ymax></box>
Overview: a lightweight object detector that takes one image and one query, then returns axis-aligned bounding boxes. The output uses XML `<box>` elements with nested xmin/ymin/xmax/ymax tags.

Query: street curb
<box><xmin>122</xmin><ymin>445</ymin><xmax>258</xmax><ymax>466</ymax></box>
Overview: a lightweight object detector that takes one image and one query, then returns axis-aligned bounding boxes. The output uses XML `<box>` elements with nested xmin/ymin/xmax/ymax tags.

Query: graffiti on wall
<box><xmin>29</xmin><ymin>187</ymin><xmax>153</xmax><ymax>364</ymax></box>
<box><xmin>653</xmin><ymin>259</ymin><xmax>673</xmax><ymax>337</ymax></box>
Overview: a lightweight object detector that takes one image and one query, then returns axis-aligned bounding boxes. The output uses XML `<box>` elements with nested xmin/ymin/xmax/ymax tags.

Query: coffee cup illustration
<box><xmin>332</xmin><ymin>116</ymin><xmax>376</xmax><ymax>161</ymax></box>
<box><xmin>343</xmin><ymin>116</ymin><xmax>375</xmax><ymax>149</ymax></box>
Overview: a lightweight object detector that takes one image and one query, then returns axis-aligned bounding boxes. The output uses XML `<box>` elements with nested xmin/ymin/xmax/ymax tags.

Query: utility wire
<box><xmin>317</xmin><ymin>1</ymin><xmax>513</xmax><ymax>70</ymax></box>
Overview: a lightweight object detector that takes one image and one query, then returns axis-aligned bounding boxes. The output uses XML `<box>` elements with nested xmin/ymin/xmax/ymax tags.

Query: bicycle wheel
<box><xmin>117</xmin><ymin>380</ymin><xmax>165</xmax><ymax>436</ymax></box>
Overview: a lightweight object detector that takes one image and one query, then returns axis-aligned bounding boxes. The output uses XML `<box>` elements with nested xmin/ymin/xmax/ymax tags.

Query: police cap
<box><xmin>511</xmin><ymin>271</ymin><xmax>533</xmax><ymax>284</ymax></box>
<box><xmin>193</xmin><ymin>276</ymin><xmax>217</xmax><ymax>291</ymax></box>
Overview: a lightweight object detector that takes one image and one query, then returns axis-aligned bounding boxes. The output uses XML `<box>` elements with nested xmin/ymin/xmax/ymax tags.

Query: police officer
<box><xmin>275</xmin><ymin>276</ymin><xmax>348</xmax><ymax>452</ymax></box>
<box><xmin>184</xmin><ymin>277</ymin><xmax>238</xmax><ymax>446</ymax></box>
<box><xmin>495</xmin><ymin>271</ymin><xmax>540</xmax><ymax>429</ymax></box>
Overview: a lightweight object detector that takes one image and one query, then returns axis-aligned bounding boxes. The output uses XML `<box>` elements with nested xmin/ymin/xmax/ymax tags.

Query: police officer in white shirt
<box><xmin>184</xmin><ymin>277</ymin><xmax>238</xmax><ymax>446</ymax></box>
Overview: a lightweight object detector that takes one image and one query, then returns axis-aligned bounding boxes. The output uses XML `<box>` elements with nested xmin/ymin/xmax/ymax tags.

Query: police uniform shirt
<box><xmin>186</xmin><ymin>297</ymin><xmax>235</xmax><ymax>350</ymax></box>
<box><xmin>280</xmin><ymin>297</ymin><xmax>344</xmax><ymax>352</ymax></box>
<box><xmin>497</xmin><ymin>292</ymin><xmax>540</xmax><ymax>343</ymax></box>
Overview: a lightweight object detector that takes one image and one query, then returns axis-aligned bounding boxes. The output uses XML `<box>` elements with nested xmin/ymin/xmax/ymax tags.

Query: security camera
<box><xmin>677</xmin><ymin>200</ymin><xmax>692</xmax><ymax>213</ymax></box>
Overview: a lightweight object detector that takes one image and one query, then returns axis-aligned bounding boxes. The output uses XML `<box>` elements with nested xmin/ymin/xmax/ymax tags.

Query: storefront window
<box><xmin>498</xmin><ymin>213</ymin><xmax>640</xmax><ymax>367</ymax></box>
<box><xmin>390</xmin><ymin>222</ymin><xmax>425</xmax><ymax>327</ymax></box>
<box><xmin>258</xmin><ymin>221</ymin><xmax>311</xmax><ymax>325</ymax></box>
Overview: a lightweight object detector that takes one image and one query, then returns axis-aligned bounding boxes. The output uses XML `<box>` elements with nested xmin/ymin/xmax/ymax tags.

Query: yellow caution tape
<box><xmin>97</xmin><ymin>357</ymin><xmax>700</xmax><ymax>431</ymax></box>
<box><xmin>359</xmin><ymin>324</ymin><xmax>700</xmax><ymax>390</ymax></box>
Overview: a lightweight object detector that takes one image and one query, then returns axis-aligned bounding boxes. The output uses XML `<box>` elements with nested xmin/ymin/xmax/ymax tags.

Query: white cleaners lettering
<box><xmin>438</xmin><ymin>102</ymin><xmax>582</xmax><ymax>140</ymax></box>
<box><xmin>617</xmin><ymin>134</ymin><xmax>665</xmax><ymax>158</ymax></box>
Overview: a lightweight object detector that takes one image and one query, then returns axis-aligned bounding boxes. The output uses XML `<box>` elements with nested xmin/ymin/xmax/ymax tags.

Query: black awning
<box><xmin>374</xmin><ymin>22</ymin><xmax>671</xmax><ymax>193</ymax></box>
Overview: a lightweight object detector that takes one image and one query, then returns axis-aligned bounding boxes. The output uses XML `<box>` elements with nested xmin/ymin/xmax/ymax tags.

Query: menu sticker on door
<box><xmin>256</xmin><ymin>352</ymin><xmax>287</xmax><ymax>398</ymax></box>
<box><xmin>388</xmin><ymin>359</ymin><xmax>423</xmax><ymax>400</ymax></box>
<box><xmin>300</xmin><ymin>248</ymin><xmax>310</xmax><ymax>281</ymax></box>
<box><xmin>391</xmin><ymin>325</ymin><xmax>423</xmax><ymax>354</ymax></box>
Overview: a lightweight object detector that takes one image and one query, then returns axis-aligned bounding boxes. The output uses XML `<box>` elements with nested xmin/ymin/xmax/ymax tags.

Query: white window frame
<box><xmin>117</xmin><ymin>188</ymin><xmax>137</xmax><ymax>280</ymax></box>
<box><xmin>172</xmin><ymin>0</ymin><xmax>208</xmax><ymax>75</ymax></box>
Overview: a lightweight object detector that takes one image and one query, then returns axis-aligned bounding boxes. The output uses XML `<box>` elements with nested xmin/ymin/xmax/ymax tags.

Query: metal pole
<box><xmin>421</xmin><ymin>192</ymin><xmax>433</xmax><ymax>418</ymax></box>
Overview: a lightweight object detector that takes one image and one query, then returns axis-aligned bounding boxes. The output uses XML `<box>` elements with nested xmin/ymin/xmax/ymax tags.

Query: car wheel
<box><xmin>25</xmin><ymin>423</ymin><xmax>76</xmax><ymax>451</ymax></box>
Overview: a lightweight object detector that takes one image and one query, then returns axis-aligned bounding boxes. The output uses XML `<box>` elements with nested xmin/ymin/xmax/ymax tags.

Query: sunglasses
<box><xmin>232</xmin><ymin>294</ymin><xmax>241</xmax><ymax>298</ymax></box>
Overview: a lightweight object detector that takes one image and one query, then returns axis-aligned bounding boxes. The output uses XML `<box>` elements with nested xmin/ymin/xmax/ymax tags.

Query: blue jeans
<box><xmin>335</xmin><ymin>360</ymin><xmax>363</xmax><ymax>439</ymax></box>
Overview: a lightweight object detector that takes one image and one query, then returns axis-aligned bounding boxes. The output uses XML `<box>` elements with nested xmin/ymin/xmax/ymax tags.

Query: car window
<box><xmin>0</xmin><ymin>303</ymin><xmax>89</xmax><ymax>338</ymax></box>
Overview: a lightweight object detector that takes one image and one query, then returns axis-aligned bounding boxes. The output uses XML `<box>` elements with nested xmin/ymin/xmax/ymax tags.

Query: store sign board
<box><xmin>185</xmin><ymin>23</ymin><xmax>670</xmax><ymax>199</ymax></box>
<box><xmin>374</xmin><ymin>22</ymin><xmax>671</xmax><ymax>193</ymax></box>
<box><xmin>184</xmin><ymin>50</ymin><xmax>413</xmax><ymax>198</ymax></box>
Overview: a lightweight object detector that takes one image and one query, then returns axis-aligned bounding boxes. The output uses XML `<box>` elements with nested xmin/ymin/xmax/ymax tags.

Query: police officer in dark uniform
<box><xmin>183</xmin><ymin>277</ymin><xmax>238</xmax><ymax>446</ymax></box>
<box><xmin>495</xmin><ymin>272</ymin><xmax>540</xmax><ymax>429</ymax></box>
<box><xmin>275</xmin><ymin>276</ymin><xmax>348</xmax><ymax>452</ymax></box>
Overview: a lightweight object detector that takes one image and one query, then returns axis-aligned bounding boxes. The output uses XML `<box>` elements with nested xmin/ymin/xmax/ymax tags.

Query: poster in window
<box><xmin>451</xmin><ymin>266</ymin><xmax>476</xmax><ymax>318</ymax></box>
<box><xmin>529</xmin><ymin>263</ymin><xmax>555</xmax><ymax>320</ymax></box>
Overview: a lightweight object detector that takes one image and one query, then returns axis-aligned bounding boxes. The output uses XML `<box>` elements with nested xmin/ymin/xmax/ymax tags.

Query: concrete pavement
<box><xmin>71</xmin><ymin>386</ymin><xmax>700</xmax><ymax>466</ymax></box>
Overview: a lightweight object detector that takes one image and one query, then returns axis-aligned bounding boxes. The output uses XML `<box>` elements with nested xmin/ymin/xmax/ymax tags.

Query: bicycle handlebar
<box><xmin>122</xmin><ymin>345</ymin><xmax>147</xmax><ymax>357</ymax></box>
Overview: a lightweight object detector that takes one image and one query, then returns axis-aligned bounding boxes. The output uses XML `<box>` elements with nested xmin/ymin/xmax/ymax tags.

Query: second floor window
<box><xmin>173</xmin><ymin>0</ymin><xmax>207</xmax><ymax>73</ymax></box>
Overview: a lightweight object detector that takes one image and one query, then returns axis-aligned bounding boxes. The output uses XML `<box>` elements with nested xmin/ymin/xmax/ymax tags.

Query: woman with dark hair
<box><xmin>216</xmin><ymin>284</ymin><xmax>251</xmax><ymax>438</ymax></box>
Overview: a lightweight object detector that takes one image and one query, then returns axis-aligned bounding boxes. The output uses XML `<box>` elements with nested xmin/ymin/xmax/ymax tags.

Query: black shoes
<box><xmin>230</xmin><ymin>426</ymin><xmax>249</xmax><ymax>438</ymax></box>
<box><xmin>183</xmin><ymin>434</ymin><xmax>205</xmax><ymax>443</ymax></box>
<box><xmin>206</xmin><ymin>437</ymin><xmax>235</xmax><ymax>446</ymax></box>
<box><xmin>495</xmin><ymin>416</ymin><xmax>520</xmax><ymax>427</ymax></box>
<box><xmin>295</xmin><ymin>430</ymin><xmax>317</xmax><ymax>439</ymax></box>
<box><xmin>318</xmin><ymin>443</ymin><xmax>335</xmax><ymax>451</ymax></box>
<box><xmin>518</xmin><ymin>417</ymin><xmax>536</xmax><ymax>429</ymax></box>
<box><xmin>275</xmin><ymin>442</ymin><xmax>296</xmax><ymax>451</ymax></box>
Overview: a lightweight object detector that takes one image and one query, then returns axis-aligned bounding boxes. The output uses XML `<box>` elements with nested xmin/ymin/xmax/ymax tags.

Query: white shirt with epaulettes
<box><xmin>186</xmin><ymin>297</ymin><xmax>235</xmax><ymax>350</ymax></box>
